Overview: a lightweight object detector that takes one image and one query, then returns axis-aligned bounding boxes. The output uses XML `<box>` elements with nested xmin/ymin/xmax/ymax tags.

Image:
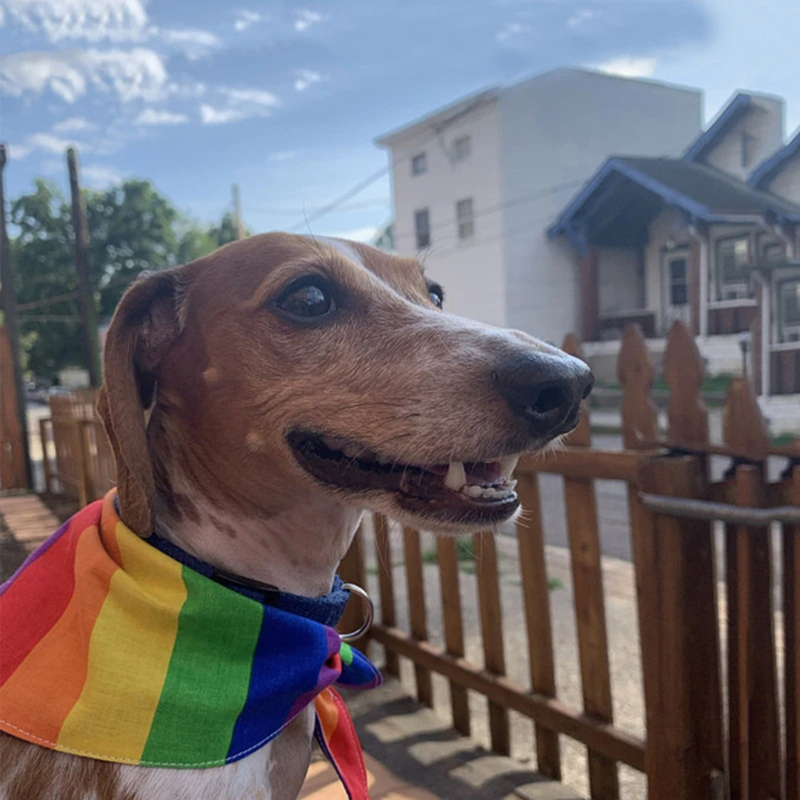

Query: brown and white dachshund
<box><xmin>0</xmin><ymin>233</ymin><xmax>592</xmax><ymax>800</ymax></box>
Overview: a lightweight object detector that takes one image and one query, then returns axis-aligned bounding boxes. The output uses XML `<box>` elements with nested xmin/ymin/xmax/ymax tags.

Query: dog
<box><xmin>0</xmin><ymin>232</ymin><xmax>592</xmax><ymax>800</ymax></box>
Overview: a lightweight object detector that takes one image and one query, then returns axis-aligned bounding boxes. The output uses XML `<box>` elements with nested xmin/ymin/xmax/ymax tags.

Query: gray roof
<box><xmin>551</xmin><ymin>156</ymin><xmax>800</xmax><ymax>247</ymax></box>
<box><xmin>617</xmin><ymin>157</ymin><xmax>800</xmax><ymax>218</ymax></box>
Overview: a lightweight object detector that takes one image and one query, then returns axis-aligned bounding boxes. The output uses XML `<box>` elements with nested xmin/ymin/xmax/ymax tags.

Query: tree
<box><xmin>11</xmin><ymin>180</ymin><xmax>83</xmax><ymax>378</ymax></box>
<box><xmin>10</xmin><ymin>177</ymin><xmax>242</xmax><ymax>380</ymax></box>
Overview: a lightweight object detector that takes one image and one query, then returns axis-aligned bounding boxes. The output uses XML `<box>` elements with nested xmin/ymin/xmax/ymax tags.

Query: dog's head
<box><xmin>97</xmin><ymin>233</ymin><xmax>592</xmax><ymax>537</ymax></box>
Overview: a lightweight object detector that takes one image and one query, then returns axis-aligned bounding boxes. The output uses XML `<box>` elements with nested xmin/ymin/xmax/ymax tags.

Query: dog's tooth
<box><xmin>444</xmin><ymin>461</ymin><xmax>466</xmax><ymax>491</ymax></box>
<box><xmin>463</xmin><ymin>484</ymin><xmax>484</xmax><ymax>498</ymax></box>
<box><xmin>508</xmin><ymin>479</ymin><xmax>518</xmax><ymax>491</ymax></box>
<box><xmin>500</xmin><ymin>454</ymin><xmax>520</xmax><ymax>479</ymax></box>
<box><xmin>342</xmin><ymin>444</ymin><xmax>361</xmax><ymax>459</ymax></box>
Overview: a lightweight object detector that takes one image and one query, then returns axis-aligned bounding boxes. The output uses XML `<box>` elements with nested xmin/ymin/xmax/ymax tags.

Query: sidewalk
<box><xmin>299</xmin><ymin>680</ymin><xmax>581</xmax><ymax>800</ymax></box>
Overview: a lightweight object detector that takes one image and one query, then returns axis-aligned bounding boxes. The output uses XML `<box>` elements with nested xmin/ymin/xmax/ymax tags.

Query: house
<box><xmin>375</xmin><ymin>68</ymin><xmax>702</xmax><ymax>340</ymax></box>
<box><xmin>550</xmin><ymin>94</ymin><xmax>800</xmax><ymax>396</ymax></box>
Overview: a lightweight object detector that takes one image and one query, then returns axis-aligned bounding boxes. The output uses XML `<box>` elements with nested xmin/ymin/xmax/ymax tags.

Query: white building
<box><xmin>375</xmin><ymin>67</ymin><xmax>703</xmax><ymax>343</ymax></box>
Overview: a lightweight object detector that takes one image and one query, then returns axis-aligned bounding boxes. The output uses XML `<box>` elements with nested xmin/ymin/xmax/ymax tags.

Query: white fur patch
<box><xmin>316</xmin><ymin>236</ymin><xmax>363</xmax><ymax>267</ymax></box>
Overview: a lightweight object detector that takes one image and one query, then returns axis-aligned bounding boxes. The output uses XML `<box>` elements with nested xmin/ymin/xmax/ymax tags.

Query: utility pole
<box><xmin>0</xmin><ymin>143</ymin><xmax>33</xmax><ymax>489</ymax></box>
<box><xmin>67</xmin><ymin>147</ymin><xmax>102</xmax><ymax>388</ymax></box>
<box><xmin>232</xmin><ymin>184</ymin><xmax>245</xmax><ymax>240</ymax></box>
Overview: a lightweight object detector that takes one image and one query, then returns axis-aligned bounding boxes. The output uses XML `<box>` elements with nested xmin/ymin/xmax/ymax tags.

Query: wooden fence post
<box><xmin>637</xmin><ymin>456</ymin><xmax>725</xmax><ymax>800</ymax></box>
<box><xmin>374</xmin><ymin>514</ymin><xmax>399</xmax><ymax>676</ymax></box>
<box><xmin>562</xmin><ymin>333</ymin><xmax>618</xmax><ymax>799</ymax></box>
<box><xmin>403</xmin><ymin>527</ymin><xmax>433</xmax><ymax>707</ymax></box>
<box><xmin>722</xmin><ymin>381</ymin><xmax>780</xmax><ymax>800</ymax></box>
<box><xmin>437</xmin><ymin>535</ymin><xmax>471</xmax><ymax>735</ymax></box>
<box><xmin>473</xmin><ymin>531</ymin><xmax>511</xmax><ymax>756</ymax></box>
<box><xmin>516</xmin><ymin>472</ymin><xmax>561</xmax><ymax>779</ymax></box>
<box><xmin>618</xmin><ymin>324</ymin><xmax>662</xmax><ymax>786</ymax></box>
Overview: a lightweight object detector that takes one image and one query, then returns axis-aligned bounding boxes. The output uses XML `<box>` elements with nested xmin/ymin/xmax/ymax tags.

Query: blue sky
<box><xmin>1</xmin><ymin>0</ymin><xmax>799</xmax><ymax>242</ymax></box>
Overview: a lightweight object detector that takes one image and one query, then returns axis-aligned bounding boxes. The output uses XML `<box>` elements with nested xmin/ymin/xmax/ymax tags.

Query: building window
<box><xmin>757</xmin><ymin>233</ymin><xmax>786</xmax><ymax>264</ymax></box>
<box><xmin>411</xmin><ymin>153</ymin><xmax>427</xmax><ymax>176</ymax></box>
<box><xmin>763</xmin><ymin>243</ymin><xmax>785</xmax><ymax>263</ymax></box>
<box><xmin>668</xmin><ymin>257</ymin><xmax>688</xmax><ymax>306</ymax></box>
<box><xmin>778</xmin><ymin>279</ymin><xmax>800</xmax><ymax>343</ymax></box>
<box><xmin>716</xmin><ymin>236</ymin><xmax>751</xmax><ymax>299</ymax></box>
<box><xmin>456</xmin><ymin>198</ymin><xmax>474</xmax><ymax>240</ymax></box>
<box><xmin>414</xmin><ymin>208</ymin><xmax>430</xmax><ymax>249</ymax></box>
<box><xmin>452</xmin><ymin>135</ymin><xmax>471</xmax><ymax>162</ymax></box>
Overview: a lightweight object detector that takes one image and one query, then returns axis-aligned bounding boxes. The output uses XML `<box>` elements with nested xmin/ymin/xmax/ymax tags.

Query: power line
<box><xmin>288</xmin><ymin>166</ymin><xmax>390</xmax><ymax>232</ymax></box>
<box><xmin>395</xmin><ymin>140</ymin><xmax>700</xmax><ymax>249</ymax></box>
<box><xmin>287</xmin><ymin>95</ymin><xmax>491</xmax><ymax>232</ymax></box>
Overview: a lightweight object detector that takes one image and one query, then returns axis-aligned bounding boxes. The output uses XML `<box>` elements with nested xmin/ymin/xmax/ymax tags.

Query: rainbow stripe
<box><xmin>0</xmin><ymin>492</ymin><xmax>380</xmax><ymax>769</ymax></box>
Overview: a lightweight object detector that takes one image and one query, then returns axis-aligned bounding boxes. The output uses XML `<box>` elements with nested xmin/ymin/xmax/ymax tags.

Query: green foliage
<box><xmin>9</xmin><ymin>177</ymin><xmax>242</xmax><ymax>381</ymax></box>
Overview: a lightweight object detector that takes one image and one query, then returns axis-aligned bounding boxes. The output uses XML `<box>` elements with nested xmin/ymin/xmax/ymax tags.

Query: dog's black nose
<box><xmin>492</xmin><ymin>354</ymin><xmax>594</xmax><ymax>438</ymax></box>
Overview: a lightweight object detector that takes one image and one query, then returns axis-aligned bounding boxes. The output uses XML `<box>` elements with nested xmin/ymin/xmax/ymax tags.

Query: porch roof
<box><xmin>549</xmin><ymin>156</ymin><xmax>800</xmax><ymax>247</ymax></box>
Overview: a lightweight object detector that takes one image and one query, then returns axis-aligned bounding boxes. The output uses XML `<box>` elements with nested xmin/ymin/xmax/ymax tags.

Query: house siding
<box><xmin>703</xmin><ymin>98</ymin><xmax>784</xmax><ymax>181</ymax></box>
<box><xmin>598</xmin><ymin>247</ymin><xmax>641</xmax><ymax>313</ymax></box>
<box><xmin>498</xmin><ymin>68</ymin><xmax>701</xmax><ymax>344</ymax></box>
<box><xmin>387</xmin><ymin>99</ymin><xmax>506</xmax><ymax>326</ymax></box>
<box><xmin>766</xmin><ymin>153</ymin><xmax>800</xmax><ymax>205</ymax></box>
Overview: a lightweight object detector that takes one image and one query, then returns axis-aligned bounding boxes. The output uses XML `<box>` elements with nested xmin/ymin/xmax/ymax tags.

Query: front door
<box><xmin>662</xmin><ymin>252</ymin><xmax>690</xmax><ymax>332</ymax></box>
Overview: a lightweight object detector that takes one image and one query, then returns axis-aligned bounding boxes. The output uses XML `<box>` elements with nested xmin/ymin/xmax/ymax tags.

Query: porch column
<box><xmin>751</xmin><ymin>274</ymin><xmax>770</xmax><ymax>398</ymax></box>
<box><xmin>580</xmin><ymin>245</ymin><xmax>599</xmax><ymax>342</ymax></box>
<box><xmin>688</xmin><ymin>239</ymin><xmax>701</xmax><ymax>336</ymax></box>
<box><xmin>688</xmin><ymin>225</ymin><xmax>709</xmax><ymax>337</ymax></box>
<box><xmin>760</xmin><ymin>279</ymin><xmax>771</xmax><ymax>398</ymax></box>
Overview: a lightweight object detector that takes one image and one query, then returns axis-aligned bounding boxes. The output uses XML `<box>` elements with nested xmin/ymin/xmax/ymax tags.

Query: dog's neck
<box><xmin>147</xmin><ymin>425</ymin><xmax>363</xmax><ymax>598</ymax></box>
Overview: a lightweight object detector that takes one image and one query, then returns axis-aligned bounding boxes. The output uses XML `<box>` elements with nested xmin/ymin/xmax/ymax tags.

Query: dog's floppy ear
<box><xmin>97</xmin><ymin>269</ymin><xmax>183</xmax><ymax>536</ymax></box>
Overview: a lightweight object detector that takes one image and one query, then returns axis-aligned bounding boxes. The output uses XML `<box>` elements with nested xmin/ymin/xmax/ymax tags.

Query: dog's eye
<box><xmin>427</xmin><ymin>285</ymin><xmax>443</xmax><ymax>309</ymax></box>
<box><xmin>276</xmin><ymin>280</ymin><xmax>335</xmax><ymax>321</ymax></box>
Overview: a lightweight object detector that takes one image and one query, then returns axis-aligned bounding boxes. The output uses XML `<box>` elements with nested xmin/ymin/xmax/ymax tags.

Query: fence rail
<box><xmin>39</xmin><ymin>320</ymin><xmax>799</xmax><ymax>800</ymax></box>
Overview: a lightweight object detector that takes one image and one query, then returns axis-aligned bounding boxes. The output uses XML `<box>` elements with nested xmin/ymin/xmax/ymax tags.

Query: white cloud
<box><xmin>596</xmin><ymin>56</ymin><xmax>657</xmax><ymax>79</ymax></box>
<box><xmin>165</xmin><ymin>79</ymin><xmax>206</xmax><ymax>99</ymax></box>
<box><xmin>52</xmin><ymin>115</ymin><xmax>95</xmax><ymax>132</ymax></box>
<box><xmin>294</xmin><ymin>9</ymin><xmax>322</xmax><ymax>32</ymax></box>
<box><xmin>7</xmin><ymin>142</ymin><xmax>32</xmax><ymax>160</ymax></box>
<box><xmin>155</xmin><ymin>27</ymin><xmax>221</xmax><ymax>59</ymax></box>
<box><xmin>271</xmin><ymin>150</ymin><xmax>296</xmax><ymax>161</ymax></box>
<box><xmin>135</xmin><ymin>107</ymin><xmax>189</xmax><ymax>125</ymax></box>
<box><xmin>81</xmin><ymin>164</ymin><xmax>123</xmax><ymax>187</ymax></box>
<box><xmin>223</xmin><ymin>87</ymin><xmax>279</xmax><ymax>106</ymax></box>
<box><xmin>26</xmin><ymin>131</ymin><xmax>80</xmax><ymax>153</ymax></box>
<box><xmin>202</xmin><ymin>87</ymin><xmax>278</xmax><ymax>123</ymax></box>
<box><xmin>234</xmin><ymin>9</ymin><xmax>266</xmax><ymax>32</ymax></box>
<box><xmin>0</xmin><ymin>0</ymin><xmax>149</xmax><ymax>42</ymax></box>
<box><xmin>496</xmin><ymin>22</ymin><xmax>528</xmax><ymax>42</ymax></box>
<box><xmin>0</xmin><ymin>47</ymin><xmax>168</xmax><ymax>103</ymax></box>
<box><xmin>294</xmin><ymin>69</ymin><xmax>322</xmax><ymax>92</ymax></box>
<box><xmin>200</xmin><ymin>105</ymin><xmax>245</xmax><ymax>125</ymax></box>
<box><xmin>200</xmin><ymin>87</ymin><xmax>279</xmax><ymax>125</ymax></box>
<box><xmin>568</xmin><ymin>8</ymin><xmax>599</xmax><ymax>28</ymax></box>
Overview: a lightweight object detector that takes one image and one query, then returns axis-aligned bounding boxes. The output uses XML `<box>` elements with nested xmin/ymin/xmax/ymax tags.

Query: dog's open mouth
<box><xmin>288</xmin><ymin>431</ymin><xmax>521</xmax><ymax>525</ymax></box>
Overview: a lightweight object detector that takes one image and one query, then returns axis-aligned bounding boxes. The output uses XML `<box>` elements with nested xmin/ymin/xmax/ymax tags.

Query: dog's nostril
<box><xmin>581</xmin><ymin>374</ymin><xmax>595</xmax><ymax>401</ymax></box>
<box><xmin>528</xmin><ymin>385</ymin><xmax>568</xmax><ymax>416</ymax></box>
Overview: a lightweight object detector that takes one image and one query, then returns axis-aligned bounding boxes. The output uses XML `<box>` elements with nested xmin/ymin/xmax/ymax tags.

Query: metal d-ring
<box><xmin>340</xmin><ymin>583</ymin><xmax>374</xmax><ymax>642</ymax></box>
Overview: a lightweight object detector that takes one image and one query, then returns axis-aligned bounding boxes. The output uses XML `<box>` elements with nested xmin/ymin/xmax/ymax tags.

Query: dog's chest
<box><xmin>114</xmin><ymin>709</ymin><xmax>315</xmax><ymax>800</ymax></box>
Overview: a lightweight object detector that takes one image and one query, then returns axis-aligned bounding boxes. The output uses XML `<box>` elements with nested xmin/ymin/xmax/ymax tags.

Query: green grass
<box><xmin>771</xmin><ymin>432</ymin><xmax>798</xmax><ymax>447</ymax></box>
<box><xmin>422</xmin><ymin>537</ymin><xmax>476</xmax><ymax>565</ymax></box>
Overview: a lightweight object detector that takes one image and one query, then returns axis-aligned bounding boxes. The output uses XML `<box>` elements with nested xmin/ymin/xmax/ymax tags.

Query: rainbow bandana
<box><xmin>0</xmin><ymin>492</ymin><xmax>380</xmax><ymax>799</ymax></box>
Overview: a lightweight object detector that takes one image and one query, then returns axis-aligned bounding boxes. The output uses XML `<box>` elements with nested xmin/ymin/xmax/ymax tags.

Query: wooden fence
<box><xmin>40</xmin><ymin>321</ymin><xmax>799</xmax><ymax>800</ymax></box>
